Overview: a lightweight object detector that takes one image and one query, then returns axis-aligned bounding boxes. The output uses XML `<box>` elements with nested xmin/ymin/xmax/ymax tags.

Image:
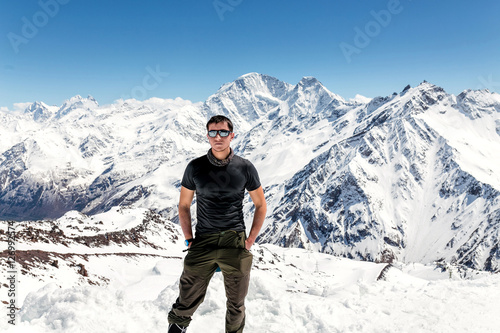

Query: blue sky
<box><xmin>1</xmin><ymin>0</ymin><xmax>499</xmax><ymax>108</ymax></box>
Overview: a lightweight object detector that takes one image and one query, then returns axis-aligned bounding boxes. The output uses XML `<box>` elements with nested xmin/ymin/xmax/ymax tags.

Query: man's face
<box><xmin>207</xmin><ymin>121</ymin><xmax>235</xmax><ymax>152</ymax></box>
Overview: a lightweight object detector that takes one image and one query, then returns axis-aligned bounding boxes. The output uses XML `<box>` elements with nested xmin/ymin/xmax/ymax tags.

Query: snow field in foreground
<box><xmin>3</xmin><ymin>245</ymin><xmax>500</xmax><ymax>333</ymax></box>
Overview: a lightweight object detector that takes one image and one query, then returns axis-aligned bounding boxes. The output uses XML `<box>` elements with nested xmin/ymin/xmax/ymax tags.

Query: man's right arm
<box><xmin>178</xmin><ymin>186</ymin><xmax>195</xmax><ymax>242</ymax></box>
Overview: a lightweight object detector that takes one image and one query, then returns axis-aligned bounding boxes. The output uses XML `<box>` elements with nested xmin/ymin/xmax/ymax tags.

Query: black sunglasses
<box><xmin>208</xmin><ymin>130</ymin><xmax>232</xmax><ymax>138</ymax></box>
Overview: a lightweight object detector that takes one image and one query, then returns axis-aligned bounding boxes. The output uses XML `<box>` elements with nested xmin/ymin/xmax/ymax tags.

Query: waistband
<box><xmin>196</xmin><ymin>230</ymin><xmax>243</xmax><ymax>238</ymax></box>
<box><xmin>188</xmin><ymin>230</ymin><xmax>246</xmax><ymax>251</ymax></box>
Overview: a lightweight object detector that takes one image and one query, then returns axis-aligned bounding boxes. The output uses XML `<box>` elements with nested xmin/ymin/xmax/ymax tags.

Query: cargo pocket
<box><xmin>237</xmin><ymin>231</ymin><xmax>247</xmax><ymax>250</ymax></box>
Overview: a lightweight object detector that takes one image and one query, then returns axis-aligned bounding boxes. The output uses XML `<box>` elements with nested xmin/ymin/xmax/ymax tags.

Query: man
<box><xmin>168</xmin><ymin>115</ymin><xmax>267</xmax><ymax>333</ymax></box>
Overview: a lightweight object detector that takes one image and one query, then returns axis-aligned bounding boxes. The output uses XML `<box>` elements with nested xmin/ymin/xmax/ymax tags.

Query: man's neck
<box><xmin>212</xmin><ymin>148</ymin><xmax>231</xmax><ymax>160</ymax></box>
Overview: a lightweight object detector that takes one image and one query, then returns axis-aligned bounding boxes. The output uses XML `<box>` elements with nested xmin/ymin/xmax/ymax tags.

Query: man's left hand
<box><xmin>245</xmin><ymin>238</ymin><xmax>254</xmax><ymax>250</ymax></box>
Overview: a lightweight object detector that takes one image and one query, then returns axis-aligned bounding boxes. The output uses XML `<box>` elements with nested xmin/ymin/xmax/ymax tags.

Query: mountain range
<box><xmin>1</xmin><ymin>72</ymin><xmax>499</xmax><ymax>272</ymax></box>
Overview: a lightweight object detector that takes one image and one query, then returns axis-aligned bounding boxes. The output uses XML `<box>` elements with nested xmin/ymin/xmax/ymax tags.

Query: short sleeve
<box><xmin>245</xmin><ymin>161</ymin><xmax>261</xmax><ymax>191</ymax></box>
<box><xmin>181</xmin><ymin>161</ymin><xmax>196</xmax><ymax>190</ymax></box>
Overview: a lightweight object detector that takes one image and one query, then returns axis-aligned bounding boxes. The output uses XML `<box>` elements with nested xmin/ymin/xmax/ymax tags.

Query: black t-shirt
<box><xmin>181</xmin><ymin>154</ymin><xmax>261</xmax><ymax>235</ymax></box>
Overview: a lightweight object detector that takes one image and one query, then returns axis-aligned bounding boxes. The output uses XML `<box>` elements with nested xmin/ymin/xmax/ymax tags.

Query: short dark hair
<box><xmin>206</xmin><ymin>115</ymin><xmax>233</xmax><ymax>132</ymax></box>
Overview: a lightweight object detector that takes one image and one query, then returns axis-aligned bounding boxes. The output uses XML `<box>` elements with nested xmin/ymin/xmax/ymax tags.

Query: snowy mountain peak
<box><xmin>67</xmin><ymin>94</ymin><xmax>84</xmax><ymax>102</ymax></box>
<box><xmin>294</xmin><ymin>76</ymin><xmax>345</xmax><ymax>105</ymax></box>
<box><xmin>350</xmin><ymin>94</ymin><xmax>372</xmax><ymax>104</ymax></box>
<box><xmin>216</xmin><ymin>73</ymin><xmax>289</xmax><ymax>95</ymax></box>
<box><xmin>409</xmin><ymin>81</ymin><xmax>448</xmax><ymax>100</ymax></box>
<box><xmin>234</xmin><ymin>72</ymin><xmax>292</xmax><ymax>97</ymax></box>
<box><xmin>24</xmin><ymin>101</ymin><xmax>48</xmax><ymax>115</ymax></box>
<box><xmin>391</xmin><ymin>81</ymin><xmax>449</xmax><ymax>116</ymax></box>
<box><xmin>24</xmin><ymin>101</ymin><xmax>47</xmax><ymax>113</ymax></box>
<box><xmin>205</xmin><ymin>73</ymin><xmax>293</xmax><ymax>130</ymax></box>
<box><xmin>237</xmin><ymin>72</ymin><xmax>262</xmax><ymax>80</ymax></box>
<box><xmin>56</xmin><ymin>94</ymin><xmax>99</xmax><ymax>118</ymax></box>
<box><xmin>298</xmin><ymin>76</ymin><xmax>320</xmax><ymax>85</ymax></box>
<box><xmin>23</xmin><ymin>101</ymin><xmax>54</xmax><ymax>122</ymax></box>
<box><xmin>457</xmin><ymin>88</ymin><xmax>500</xmax><ymax>107</ymax></box>
<box><xmin>87</xmin><ymin>94</ymin><xmax>98</xmax><ymax>104</ymax></box>
<box><xmin>456</xmin><ymin>89</ymin><xmax>500</xmax><ymax>119</ymax></box>
<box><xmin>295</xmin><ymin>76</ymin><xmax>328</xmax><ymax>91</ymax></box>
<box><xmin>416</xmin><ymin>80</ymin><xmax>444</xmax><ymax>91</ymax></box>
<box><xmin>401</xmin><ymin>84</ymin><xmax>411</xmax><ymax>94</ymax></box>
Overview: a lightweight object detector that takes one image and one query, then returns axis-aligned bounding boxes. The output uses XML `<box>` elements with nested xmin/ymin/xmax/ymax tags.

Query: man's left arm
<box><xmin>245</xmin><ymin>186</ymin><xmax>267</xmax><ymax>250</ymax></box>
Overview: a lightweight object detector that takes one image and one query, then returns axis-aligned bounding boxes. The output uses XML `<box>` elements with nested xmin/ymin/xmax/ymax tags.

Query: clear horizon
<box><xmin>1</xmin><ymin>0</ymin><xmax>499</xmax><ymax>108</ymax></box>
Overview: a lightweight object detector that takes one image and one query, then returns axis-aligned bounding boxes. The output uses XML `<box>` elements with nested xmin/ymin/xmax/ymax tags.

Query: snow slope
<box><xmin>1</xmin><ymin>210</ymin><xmax>499</xmax><ymax>332</ymax></box>
<box><xmin>2</xmin><ymin>244</ymin><xmax>499</xmax><ymax>333</ymax></box>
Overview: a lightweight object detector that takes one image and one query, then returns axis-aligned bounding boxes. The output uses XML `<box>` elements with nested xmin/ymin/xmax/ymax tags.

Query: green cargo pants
<box><xmin>168</xmin><ymin>230</ymin><xmax>253</xmax><ymax>333</ymax></box>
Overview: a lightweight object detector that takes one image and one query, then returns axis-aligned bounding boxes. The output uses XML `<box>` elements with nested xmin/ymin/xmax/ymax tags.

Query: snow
<box><xmin>55</xmin><ymin>208</ymin><xmax>148</xmax><ymax>236</ymax></box>
<box><xmin>417</xmin><ymin>103</ymin><xmax>500</xmax><ymax>191</ymax></box>
<box><xmin>350</xmin><ymin>94</ymin><xmax>372</xmax><ymax>104</ymax></box>
<box><xmin>2</xmin><ymin>241</ymin><xmax>499</xmax><ymax>333</ymax></box>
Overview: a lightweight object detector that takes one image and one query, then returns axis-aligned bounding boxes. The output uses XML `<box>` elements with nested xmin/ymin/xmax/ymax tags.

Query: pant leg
<box><xmin>217</xmin><ymin>233</ymin><xmax>253</xmax><ymax>333</ymax></box>
<box><xmin>168</xmin><ymin>239</ymin><xmax>219</xmax><ymax>327</ymax></box>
